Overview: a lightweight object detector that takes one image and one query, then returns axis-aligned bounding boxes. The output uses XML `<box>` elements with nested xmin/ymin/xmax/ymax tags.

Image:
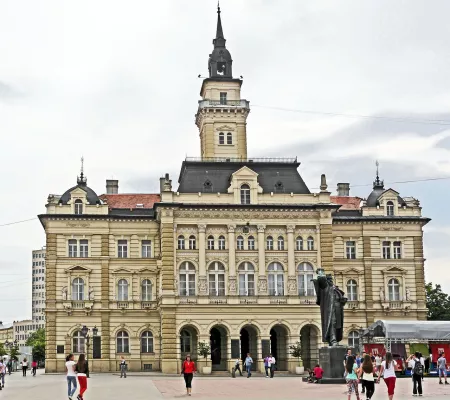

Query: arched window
<box><xmin>348</xmin><ymin>330</ymin><xmax>359</xmax><ymax>348</ymax></box>
<box><xmin>188</xmin><ymin>235</ymin><xmax>196</xmax><ymax>250</ymax></box>
<box><xmin>219</xmin><ymin>132</ymin><xmax>225</xmax><ymax>145</ymax></box>
<box><xmin>218</xmin><ymin>235</ymin><xmax>226</xmax><ymax>250</ymax></box>
<box><xmin>388</xmin><ymin>278</ymin><xmax>400</xmax><ymax>301</ymax></box>
<box><xmin>237</xmin><ymin>236</ymin><xmax>244</xmax><ymax>250</ymax></box>
<box><xmin>347</xmin><ymin>279</ymin><xmax>358</xmax><ymax>301</ymax></box>
<box><xmin>72</xmin><ymin>330</ymin><xmax>85</xmax><ymax>353</ymax></box>
<box><xmin>278</xmin><ymin>236</ymin><xmax>285</xmax><ymax>250</ymax></box>
<box><xmin>208</xmin><ymin>262</ymin><xmax>225</xmax><ymax>296</ymax></box>
<box><xmin>207</xmin><ymin>235</ymin><xmax>215</xmax><ymax>250</ymax></box>
<box><xmin>240</xmin><ymin>184</ymin><xmax>251</xmax><ymax>205</ymax></box>
<box><xmin>307</xmin><ymin>236</ymin><xmax>314</xmax><ymax>251</ymax></box>
<box><xmin>179</xmin><ymin>262</ymin><xmax>196</xmax><ymax>296</ymax></box>
<box><xmin>141</xmin><ymin>331</ymin><xmax>154</xmax><ymax>353</ymax></box>
<box><xmin>116</xmin><ymin>331</ymin><xmax>129</xmax><ymax>353</ymax></box>
<box><xmin>238</xmin><ymin>262</ymin><xmax>255</xmax><ymax>296</ymax></box>
<box><xmin>386</xmin><ymin>201</ymin><xmax>395</xmax><ymax>216</ymax></box>
<box><xmin>248</xmin><ymin>235</ymin><xmax>255</xmax><ymax>250</ymax></box>
<box><xmin>178</xmin><ymin>235</ymin><xmax>185</xmax><ymax>250</ymax></box>
<box><xmin>266</xmin><ymin>236</ymin><xmax>274</xmax><ymax>250</ymax></box>
<box><xmin>141</xmin><ymin>279</ymin><xmax>152</xmax><ymax>301</ymax></box>
<box><xmin>72</xmin><ymin>277</ymin><xmax>85</xmax><ymax>301</ymax></box>
<box><xmin>268</xmin><ymin>262</ymin><xmax>284</xmax><ymax>296</ymax></box>
<box><xmin>296</xmin><ymin>237</ymin><xmax>303</xmax><ymax>251</ymax></box>
<box><xmin>180</xmin><ymin>330</ymin><xmax>191</xmax><ymax>353</ymax></box>
<box><xmin>298</xmin><ymin>262</ymin><xmax>315</xmax><ymax>296</ymax></box>
<box><xmin>117</xmin><ymin>279</ymin><xmax>129</xmax><ymax>301</ymax></box>
<box><xmin>227</xmin><ymin>132</ymin><xmax>232</xmax><ymax>145</ymax></box>
<box><xmin>74</xmin><ymin>199</ymin><xmax>83</xmax><ymax>215</ymax></box>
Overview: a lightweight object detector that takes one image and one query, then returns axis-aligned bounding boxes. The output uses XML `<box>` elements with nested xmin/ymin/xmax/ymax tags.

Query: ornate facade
<box><xmin>40</xmin><ymin>6</ymin><xmax>429</xmax><ymax>373</ymax></box>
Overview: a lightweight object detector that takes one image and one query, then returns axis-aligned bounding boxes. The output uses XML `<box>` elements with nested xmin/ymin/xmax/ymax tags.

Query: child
<box><xmin>313</xmin><ymin>364</ymin><xmax>324</xmax><ymax>383</ymax></box>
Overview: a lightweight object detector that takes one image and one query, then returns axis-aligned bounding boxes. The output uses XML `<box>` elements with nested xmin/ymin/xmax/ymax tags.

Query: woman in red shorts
<box><xmin>377</xmin><ymin>352</ymin><xmax>397</xmax><ymax>400</ymax></box>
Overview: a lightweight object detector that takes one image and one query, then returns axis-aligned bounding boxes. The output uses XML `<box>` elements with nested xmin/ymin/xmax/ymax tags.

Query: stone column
<box><xmin>257</xmin><ymin>225</ymin><xmax>267</xmax><ymax>295</ymax></box>
<box><xmin>287</xmin><ymin>225</ymin><xmax>297</xmax><ymax>296</ymax></box>
<box><xmin>228</xmin><ymin>225</ymin><xmax>237</xmax><ymax>295</ymax></box>
<box><xmin>198</xmin><ymin>224</ymin><xmax>207</xmax><ymax>295</ymax></box>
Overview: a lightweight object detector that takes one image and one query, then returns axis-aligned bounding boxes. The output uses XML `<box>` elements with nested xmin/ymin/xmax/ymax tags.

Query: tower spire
<box><xmin>208</xmin><ymin>3</ymin><xmax>232</xmax><ymax>78</ymax></box>
<box><xmin>77</xmin><ymin>156</ymin><xmax>87</xmax><ymax>185</ymax></box>
<box><xmin>214</xmin><ymin>1</ymin><xmax>225</xmax><ymax>48</ymax></box>
<box><xmin>373</xmin><ymin>160</ymin><xmax>384</xmax><ymax>188</ymax></box>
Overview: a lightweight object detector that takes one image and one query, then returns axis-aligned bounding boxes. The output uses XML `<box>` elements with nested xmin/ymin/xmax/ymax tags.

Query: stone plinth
<box><xmin>319</xmin><ymin>346</ymin><xmax>348</xmax><ymax>384</ymax></box>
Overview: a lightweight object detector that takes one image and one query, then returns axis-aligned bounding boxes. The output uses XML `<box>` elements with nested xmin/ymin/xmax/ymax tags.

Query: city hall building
<box><xmin>39</xmin><ymin>7</ymin><xmax>429</xmax><ymax>373</ymax></box>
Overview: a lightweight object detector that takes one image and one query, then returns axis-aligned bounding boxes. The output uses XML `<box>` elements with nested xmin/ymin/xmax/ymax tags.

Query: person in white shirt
<box><xmin>377</xmin><ymin>352</ymin><xmax>397</xmax><ymax>400</ymax></box>
<box><xmin>0</xmin><ymin>360</ymin><xmax>5</xmax><ymax>390</ymax></box>
<box><xmin>65</xmin><ymin>353</ymin><xmax>77</xmax><ymax>400</ymax></box>
<box><xmin>268</xmin><ymin>354</ymin><xmax>276</xmax><ymax>378</ymax></box>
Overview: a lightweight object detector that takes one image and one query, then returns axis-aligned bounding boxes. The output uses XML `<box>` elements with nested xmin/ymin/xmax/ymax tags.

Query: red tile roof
<box><xmin>99</xmin><ymin>194</ymin><xmax>160</xmax><ymax>209</ymax></box>
<box><xmin>330</xmin><ymin>196</ymin><xmax>362</xmax><ymax>210</ymax></box>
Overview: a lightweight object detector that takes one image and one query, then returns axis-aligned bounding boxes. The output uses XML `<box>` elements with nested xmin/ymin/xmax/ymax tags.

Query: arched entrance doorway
<box><xmin>210</xmin><ymin>325</ymin><xmax>228</xmax><ymax>371</ymax></box>
<box><xmin>300</xmin><ymin>325</ymin><xmax>319</xmax><ymax>369</ymax></box>
<box><xmin>240</xmin><ymin>325</ymin><xmax>258</xmax><ymax>370</ymax></box>
<box><xmin>270</xmin><ymin>325</ymin><xmax>289</xmax><ymax>371</ymax></box>
<box><xmin>179</xmin><ymin>325</ymin><xmax>199</xmax><ymax>362</ymax></box>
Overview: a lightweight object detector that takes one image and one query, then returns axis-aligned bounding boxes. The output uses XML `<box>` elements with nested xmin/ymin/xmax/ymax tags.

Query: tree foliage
<box><xmin>426</xmin><ymin>282</ymin><xmax>450</xmax><ymax>321</ymax></box>
<box><xmin>289</xmin><ymin>341</ymin><xmax>303</xmax><ymax>366</ymax></box>
<box><xmin>197</xmin><ymin>341</ymin><xmax>211</xmax><ymax>366</ymax></box>
<box><xmin>25</xmin><ymin>328</ymin><xmax>45</xmax><ymax>361</ymax></box>
<box><xmin>10</xmin><ymin>346</ymin><xmax>20</xmax><ymax>361</ymax></box>
<box><xmin>0</xmin><ymin>343</ymin><xmax>5</xmax><ymax>357</ymax></box>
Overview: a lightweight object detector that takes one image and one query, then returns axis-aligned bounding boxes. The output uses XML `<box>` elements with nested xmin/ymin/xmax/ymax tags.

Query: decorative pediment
<box><xmin>68</xmin><ymin>187</ymin><xmax>87</xmax><ymax>200</ymax></box>
<box><xmin>378</xmin><ymin>189</ymin><xmax>399</xmax><ymax>201</ymax></box>
<box><xmin>137</xmin><ymin>267</ymin><xmax>157</xmax><ymax>274</ymax></box>
<box><xmin>111</xmin><ymin>268</ymin><xmax>133</xmax><ymax>274</ymax></box>
<box><xmin>65</xmin><ymin>265</ymin><xmax>91</xmax><ymax>274</ymax></box>
<box><xmin>382</xmin><ymin>266</ymin><xmax>407</xmax><ymax>275</ymax></box>
<box><xmin>215</xmin><ymin>124</ymin><xmax>235</xmax><ymax>132</ymax></box>
<box><xmin>339</xmin><ymin>267</ymin><xmax>363</xmax><ymax>275</ymax></box>
<box><xmin>231</xmin><ymin>166</ymin><xmax>259</xmax><ymax>178</ymax></box>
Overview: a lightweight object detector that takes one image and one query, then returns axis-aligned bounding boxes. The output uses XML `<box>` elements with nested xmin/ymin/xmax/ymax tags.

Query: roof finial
<box><xmin>373</xmin><ymin>160</ymin><xmax>384</xmax><ymax>188</ymax></box>
<box><xmin>217</xmin><ymin>0</ymin><xmax>220</xmax><ymax>13</ymax></box>
<box><xmin>77</xmin><ymin>156</ymin><xmax>87</xmax><ymax>185</ymax></box>
<box><xmin>81</xmin><ymin>156</ymin><xmax>84</xmax><ymax>176</ymax></box>
<box><xmin>215</xmin><ymin>0</ymin><xmax>224</xmax><ymax>42</ymax></box>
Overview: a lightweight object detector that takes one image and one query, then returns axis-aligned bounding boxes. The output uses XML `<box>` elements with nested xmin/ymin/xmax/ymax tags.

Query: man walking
<box><xmin>6</xmin><ymin>359</ymin><xmax>12</xmax><ymax>376</ymax></box>
<box><xmin>119</xmin><ymin>356</ymin><xmax>127</xmax><ymax>378</ymax></box>
<box><xmin>244</xmin><ymin>353</ymin><xmax>253</xmax><ymax>378</ymax></box>
<box><xmin>269</xmin><ymin>354</ymin><xmax>276</xmax><ymax>378</ymax></box>
<box><xmin>407</xmin><ymin>352</ymin><xmax>424</xmax><ymax>396</ymax></box>
<box><xmin>234</xmin><ymin>358</ymin><xmax>243</xmax><ymax>377</ymax></box>
<box><xmin>438</xmin><ymin>353</ymin><xmax>449</xmax><ymax>385</ymax></box>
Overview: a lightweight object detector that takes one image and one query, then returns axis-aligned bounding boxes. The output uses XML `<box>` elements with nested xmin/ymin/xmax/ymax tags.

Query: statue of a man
<box><xmin>313</xmin><ymin>268</ymin><xmax>347</xmax><ymax>346</ymax></box>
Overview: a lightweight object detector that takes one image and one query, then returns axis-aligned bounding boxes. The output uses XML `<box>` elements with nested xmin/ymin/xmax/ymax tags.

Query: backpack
<box><xmin>413</xmin><ymin>360</ymin><xmax>424</xmax><ymax>376</ymax></box>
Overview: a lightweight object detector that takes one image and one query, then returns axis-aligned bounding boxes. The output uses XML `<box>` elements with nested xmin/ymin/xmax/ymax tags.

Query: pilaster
<box><xmin>319</xmin><ymin>224</ymin><xmax>333</xmax><ymax>274</ymax></box>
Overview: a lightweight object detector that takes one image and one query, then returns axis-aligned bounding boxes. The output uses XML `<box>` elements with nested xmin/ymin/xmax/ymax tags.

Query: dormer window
<box><xmin>227</xmin><ymin>132</ymin><xmax>232</xmax><ymax>145</ymax></box>
<box><xmin>386</xmin><ymin>201</ymin><xmax>395</xmax><ymax>216</ymax></box>
<box><xmin>274</xmin><ymin>181</ymin><xmax>284</xmax><ymax>193</ymax></box>
<box><xmin>219</xmin><ymin>132</ymin><xmax>225</xmax><ymax>145</ymax></box>
<box><xmin>204</xmin><ymin>180</ymin><xmax>213</xmax><ymax>193</ymax></box>
<box><xmin>74</xmin><ymin>200</ymin><xmax>83</xmax><ymax>215</ymax></box>
<box><xmin>240</xmin><ymin>184</ymin><xmax>251</xmax><ymax>205</ymax></box>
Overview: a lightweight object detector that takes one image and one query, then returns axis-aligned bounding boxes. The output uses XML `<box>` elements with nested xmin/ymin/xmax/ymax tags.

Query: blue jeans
<box><xmin>67</xmin><ymin>376</ymin><xmax>77</xmax><ymax>397</ymax></box>
<box><xmin>246</xmin><ymin>365</ymin><xmax>252</xmax><ymax>377</ymax></box>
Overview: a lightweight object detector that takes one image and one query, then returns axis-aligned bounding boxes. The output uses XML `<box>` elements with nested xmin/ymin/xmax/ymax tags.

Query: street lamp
<box><xmin>81</xmin><ymin>326</ymin><xmax>98</xmax><ymax>369</ymax></box>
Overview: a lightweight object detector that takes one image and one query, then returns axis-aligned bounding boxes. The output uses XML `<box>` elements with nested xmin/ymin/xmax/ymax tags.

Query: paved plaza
<box><xmin>1</xmin><ymin>369</ymin><xmax>450</xmax><ymax>399</ymax></box>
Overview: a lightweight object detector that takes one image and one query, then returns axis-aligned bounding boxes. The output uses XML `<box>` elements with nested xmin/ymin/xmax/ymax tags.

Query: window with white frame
<box><xmin>142</xmin><ymin>240</ymin><xmax>152</xmax><ymax>258</ymax></box>
<box><xmin>141</xmin><ymin>331</ymin><xmax>154</xmax><ymax>353</ymax></box>
<box><xmin>218</xmin><ymin>235</ymin><xmax>226</xmax><ymax>250</ymax></box>
<box><xmin>74</xmin><ymin>199</ymin><xmax>83</xmax><ymax>215</ymax></box>
<box><xmin>117</xmin><ymin>279</ymin><xmax>129</xmax><ymax>301</ymax></box>
<box><xmin>348</xmin><ymin>330</ymin><xmax>359</xmax><ymax>348</ymax></box>
<box><xmin>388</xmin><ymin>278</ymin><xmax>400</xmax><ymax>301</ymax></box>
<box><xmin>278</xmin><ymin>236</ymin><xmax>285</xmax><ymax>250</ymax></box>
<box><xmin>118</xmin><ymin>240</ymin><xmax>128</xmax><ymax>258</ymax></box>
<box><xmin>178</xmin><ymin>235</ymin><xmax>185</xmax><ymax>250</ymax></box>
<box><xmin>347</xmin><ymin>279</ymin><xmax>358</xmax><ymax>301</ymax></box>
<box><xmin>393</xmin><ymin>241</ymin><xmax>402</xmax><ymax>259</ymax></box>
<box><xmin>298</xmin><ymin>262</ymin><xmax>315</xmax><ymax>296</ymax></box>
<box><xmin>227</xmin><ymin>132</ymin><xmax>232</xmax><ymax>145</ymax></box>
<box><xmin>116</xmin><ymin>331</ymin><xmax>129</xmax><ymax>353</ymax></box>
<box><xmin>220</xmin><ymin>92</ymin><xmax>227</xmax><ymax>105</ymax></box>
<box><xmin>266</xmin><ymin>236</ymin><xmax>274</xmax><ymax>250</ymax></box>
<box><xmin>219</xmin><ymin>132</ymin><xmax>225</xmax><ymax>145</ymax></box>
<box><xmin>68</xmin><ymin>239</ymin><xmax>78</xmax><ymax>257</ymax></box>
<box><xmin>386</xmin><ymin>201</ymin><xmax>395</xmax><ymax>216</ymax></box>
<box><xmin>141</xmin><ymin>279</ymin><xmax>152</xmax><ymax>301</ymax></box>
<box><xmin>72</xmin><ymin>277</ymin><xmax>85</xmax><ymax>301</ymax></box>
<box><xmin>79</xmin><ymin>239</ymin><xmax>89</xmax><ymax>258</ymax></box>
<box><xmin>180</xmin><ymin>330</ymin><xmax>191</xmax><ymax>353</ymax></box>
<box><xmin>72</xmin><ymin>330</ymin><xmax>85</xmax><ymax>353</ymax></box>
<box><xmin>189</xmin><ymin>235</ymin><xmax>196</xmax><ymax>250</ymax></box>
<box><xmin>307</xmin><ymin>236</ymin><xmax>314</xmax><ymax>250</ymax></box>
<box><xmin>237</xmin><ymin>236</ymin><xmax>244</xmax><ymax>250</ymax></box>
<box><xmin>346</xmin><ymin>241</ymin><xmax>356</xmax><ymax>259</ymax></box>
<box><xmin>179</xmin><ymin>262</ymin><xmax>196</xmax><ymax>296</ymax></box>
<box><xmin>208</xmin><ymin>262</ymin><xmax>225</xmax><ymax>296</ymax></box>
<box><xmin>296</xmin><ymin>237</ymin><xmax>303</xmax><ymax>251</ymax></box>
<box><xmin>240</xmin><ymin>184</ymin><xmax>251</xmax><ymax>205</ymax></box>
<box><xmin>238</xmin><ymin>262</ymin><xmax>255</xmax><ymax>296</ymax></box>
<box><xmin>248</xmin><ymin>235</ymin><xmax>255</xmax><ymax>250</ymax></box>
<box><xmin>207</xmin><ymin>235</ymin><xmax>215</xmax><ymax>250</ymax></box>
<box><xmin>268</xmin><ymin>262</ymin><xmax>284</xmax><ymax>296</ymax></box>
<box><xmin>382</xmin><ymin>241</ymin><xmax>391</xmax><ymax>259</ymax></box>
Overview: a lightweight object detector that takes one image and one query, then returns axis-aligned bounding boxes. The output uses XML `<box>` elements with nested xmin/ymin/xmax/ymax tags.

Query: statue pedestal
<box><xmin>319</xmin><ymin>346</ymin><xmax>351</xmax><ymax>384</ymax></box>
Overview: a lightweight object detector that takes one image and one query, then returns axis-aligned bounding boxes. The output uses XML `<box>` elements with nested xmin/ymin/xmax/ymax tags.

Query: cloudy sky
<box><xmin>1</xmin><ymin>0</ymin><xmax>449</xmax><ymax>323</ymax></box>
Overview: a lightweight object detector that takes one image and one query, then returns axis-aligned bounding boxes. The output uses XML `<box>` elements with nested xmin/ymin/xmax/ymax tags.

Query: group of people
<box><xmin>66</xmin><ymin>353</ymin><xmax>89</xmax><ymax>400</ymax></box>
<box><xmin>0</xmin><ymin>357</ymin><xmax>38</xmax><ymax>390</ymax></box>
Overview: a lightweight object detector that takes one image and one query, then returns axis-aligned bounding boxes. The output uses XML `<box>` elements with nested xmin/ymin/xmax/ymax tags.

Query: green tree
<box><xmin>197</xmin><ymin>341</ymin><xmax>211</xmax><ymax>366</ymax></box>
<box><xmin>25</xmin><ymin>328</ymin><xmax>45</xmax><ymax>362</ymax></box>
<box><xmin>0</xmin><ymin>343</ymin><xmax>5</xmax><ymax>357</ymax></box>
<box><xmin>289</xmin><ymin>341</ymin><xmax>303</xmax><ymax>366</ymax></box>
<box><xmin>426</xmin><ymin>282</ymin><xmax>450</xmax><ymax>320</ymax></box>
<box><xmin>10</xmin><ymin>346</ymin><xmax>20</xmax><ymax>361</ymax></box>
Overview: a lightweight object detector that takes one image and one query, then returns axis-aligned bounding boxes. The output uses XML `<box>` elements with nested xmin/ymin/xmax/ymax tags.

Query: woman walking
<box><xmin>22</xmin><ymin>358</ymin><xmax>28</xmax><ymax>377</ymax></box>
<box><xmin>75</xmin><ymin>354</ymin><xmax>89</xmax><ymax>400</ymax></box>
<box><xmin>31</xmin><ymin>360</ymin><xmax>37</xmax><ymax>376</ymax></box>
<box><xmin>377</xmin><ymin>352</ymin><xmax>397</xmax><ymax>400</ymax></box>
<box><xmin>358</xmin><ymin>354</ymin><xmax>375</xmax><ymax>400</ymax></box>
<box><xmin>345</xmin><ymin>355</ymin><xmax>360</xmax><ymax>400</ymax></box>
<box><xmin>66</xmin><ymin>354</ymin><xmax>77</xmax><ymax>400</ymax></box>
<box><xmin>181</xmin><ymin>354</ymin><xmax>196</xmax><ymax>396</ymax></box>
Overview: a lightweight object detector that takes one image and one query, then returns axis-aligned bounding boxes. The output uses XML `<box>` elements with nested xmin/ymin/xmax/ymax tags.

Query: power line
<box><xmin>252</xmin><ymin>104</ymin><xmax>450</xmax><ymax>126</ymax></box>
<box><xmin>0</xmin><ymin>217</ymin><xmax>37</xmax><ymax>227</ymax></box>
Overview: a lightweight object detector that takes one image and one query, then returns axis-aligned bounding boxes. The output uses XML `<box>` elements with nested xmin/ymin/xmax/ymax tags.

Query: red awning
<box><xmin>430</xmin><ymin>343</ymin><xmax>450</xmax><ymax>365</ymax></box>
<box><xmin>364</xmin><ymin>344</ymin><xmax>385</xmax><ymax>356</ymax></box>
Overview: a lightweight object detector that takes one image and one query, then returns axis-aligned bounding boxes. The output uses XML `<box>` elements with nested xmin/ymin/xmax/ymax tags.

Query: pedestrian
<box><xmin>181</xmin><ymin>354</ymin><xmax>196</xmax><ymax>397</ymax></box>
<box><xmin>269</xmin><ymin>353</ymin><xmax>276</xmax><ymax>378</ymax></box>
<box><xmin>234</xmin><ymin>357</ymin><xmax>243</xmax><ymax>376</ymax></box>
<box><xmin>358</xmin><ymin>354</ymin><xmax>375</xmax><ymax>400</ymax></box>
<box><xmin>437</xmin><ymin>352</ymin><xmax>449</xmax><ymax>385</ymax></box>
<box><xmin>119</xmin><ymin>356</ymin><xmax>127</xmax><ymax>378</ymax></box>
<box><xmin>424</xmin><ymin>355</ymin><xmax>430</xmax><ymax>374</ymax></box>
<box><xmin>377</xmin><ymin>351</ymin><xmax>397</xmax><ymax>400</ymax></box>
<box><xmin>344</xmin><ymin>349</ymin><xmax>353</xmax><ymax>378</ymax></box>
<box><xmin>356</xmin><ymin>353</ymin><xmax>362</xmax><ymax>368</ymax></box>
<box><xmin>374</xmin><ymin>354</ymin><xmax>382</xmax><ymax>374</ymax></box>
<box><xmin>75</xmin><ymin>354</ymin><xmax>89</xmax><ymax>400</ymax></box>
<box><xmin>65</xmin><ymin>353</ymin><xmax>77</xmax><ymax>400</ymax></box>
<box><xmin>345</xmin><ymin>355</ymin><xmax>360</xmax><ymax>400</ymax></box>
<box><xmin>264</xmin><ymin>355</ymin><xmax>270</xmax><ymax>377</ymax></box>
<box><xmin>31</xmin><ymin>359</ymin><xmax>37</xmax><ymax>376</ymax></box>
<box><xmin>6</xmin><ymin>359</ymin><xmax>12</xmax><ymax>375</ymax></box>
<box><xmin>406</xmin><ymin>351</ymin><xmax>423</xmax><ymax>396</ymax></box>
<box><xmin>244</xmin><ymin>353</ymin><xmax>253</xmax><ymax>378</ymax></box>
<box><xmin>360</xmin><ymin>352</ymin><xmax>367</xmax><ymax>394</ymax></box>
<box><xmin>22</xmin><ymin>358</ymin><xmax>28</xmax><ymax>377</ymax></box>
<box><xmin>0</xmin><ymin>359</ymin><xmax>5</xmax><ymax>390</ymax></box>
<box><xmin>312</xmin><ymin>364</ymin><xmax>324</xmax><ymax>383</ymax></box>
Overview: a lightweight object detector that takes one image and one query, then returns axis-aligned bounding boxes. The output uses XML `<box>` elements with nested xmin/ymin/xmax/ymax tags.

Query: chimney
<box><xmin>337</xmin><ymin>183</ymin><xmax>350</xmax><ymax>196</ymax></box>
<box><xmin>106</xmin><ymin>179</ymin><xmax>119</xmax><ymax>194</ymax></box>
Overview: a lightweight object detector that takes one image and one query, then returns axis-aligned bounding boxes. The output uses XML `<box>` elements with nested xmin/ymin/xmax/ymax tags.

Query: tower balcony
<box><xmin>198</xmin><ymin>99</ymin><xmax>250</xmax><ymax>109</ymax></box>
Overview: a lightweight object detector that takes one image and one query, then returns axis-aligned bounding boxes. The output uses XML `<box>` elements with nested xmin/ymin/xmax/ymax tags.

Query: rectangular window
<box><xmin>79</xmin><ymin>239</ymin><xmax>88</xmax><ymax>257</ymax></box>
<box><xmin>382</xmin><ymin>241</ymin><xmax>391</xmax><ymax>259</ymax></box>
<box><xmin>393</xmin><ymin>241</ymin><xmax>402</xmax><ymax>259</ymax></box>
<box><xmin>142</xmin><ymin>240</ymin><xmax>152</xmax><ymax>258</ymax></box>
<box><xmin>68</xmin><ymin>239</ymin><xmax>77</xmax><ymax>257</ymax></box>
<box><xmin>118</xmin><ymin>240</ymin><xmax>128</xmax><ymax>258</ymax></box>
<box><xmin>220</xmin><ymin>92</ymin><xmax>227</xmax><ymax>105</ymax></box>
<box><xmin>346</xmin><ymin>241</ymin><xmax>356</xmax><ymax>259</ymax></box>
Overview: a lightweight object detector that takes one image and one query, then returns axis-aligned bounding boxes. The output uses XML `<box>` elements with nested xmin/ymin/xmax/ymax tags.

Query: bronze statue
<box><xmin>313</xmin><ymin>268</ymin><xmax>347</xmax><ymax>346</ymax></box>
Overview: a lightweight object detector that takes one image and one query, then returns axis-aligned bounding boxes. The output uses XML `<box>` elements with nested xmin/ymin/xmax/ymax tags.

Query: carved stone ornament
<box><xmin>198</xmin><ymin>276</ymin><xmax>208</xmax><ymax>294</ymax></box>
<box><xmin>287</xmin><ymin>276</ymin><xmax>297</xmax><ymax>294</ymax></box>
<box><xmin>286</xmin><ymin>225</ymin><xmax>296</xmax><ymax>233</ymax></box>
<box><xmin>88</xmin><ymin>287</ymin><xmax>94</xmax><ymax>301</ymax></box>
<box><xmin>258</xmin><ymin>276</ymin><xmax>267</xmax><ymax>294</ymax></box>
<box><xmin>257</xmin><ymin>225</ymin><xmax>266</xmax><ymax>233</ymax></box>
<box><xmin>228</xmin><ymin>225</ymin><xmax>236</xmax><ymax>233</ymax></box>
<box><xmin>174</xmin><ymin>210</ymin><xmax>319</xmax><ymax>220</ymax></box>
<box><xmin>228</xmin><ymin>276</ymin><xmax>237</xmax><ymax>293</ymax></box>
<box><xmin>405</xmin><ymin>287</ymin><xmax>411</xmax><ymax>301</ymax></box>
<box><xmin>379</xmin><ymin>287</ymin><xmax>385</xmax><ymax>302</ymax></box>
<box><xmin>197</xmin><ymin>224</ymin><xmax>207</xmax><ymax>232</ymax></box>
<box><xmin>62</xmin><ymin>287</ymin><xmax>68</xmax><ymax>301</ymax></box>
